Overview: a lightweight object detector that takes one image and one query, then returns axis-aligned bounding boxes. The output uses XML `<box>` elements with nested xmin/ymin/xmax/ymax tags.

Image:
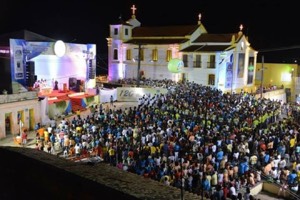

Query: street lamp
<box><xmin>260</xmin><ymin>55</ymin><xmax>265</xmax><ymax>99</ymax></box>
<box><xmin>134</xmin><ymin>44</ymin><xmax>142</xmax><ymax>87</ymax></box>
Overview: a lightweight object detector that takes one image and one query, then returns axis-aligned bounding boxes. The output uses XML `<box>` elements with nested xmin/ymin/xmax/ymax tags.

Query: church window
<box><xmin>166</xmin><ymin>50</ymin><xmax>172</xmax><ymax>62</ymax></box>
<box><xmin>113</xmin><ymin>49</ymin><xmax>118</xmax><ymax>60</ymax></box>
<box><xmin>152</xmin><ymin>49</ymin><xmax>158</xmax><ymax>61</ymax></box>
<box><xmin>126</xmin><ymin>49</ymin><xmax>131</xmax><ymax>60</ymax></box>
<box><xmin>208</xmin><ymin>74</ymin><xmax>215</xmax><ymax>85</ymax></box>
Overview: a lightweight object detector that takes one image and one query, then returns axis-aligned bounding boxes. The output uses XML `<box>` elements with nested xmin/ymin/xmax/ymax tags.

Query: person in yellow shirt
<box><xmin>44</xmin><ymin>130</ymin><xmax>49</xmax><ymax>142</ymax></box>
<box><xmin>150</xmin><ymin>145</ymin><xmax>157</xmax><ymax>156</ymax></box>
<box><xmin>76</xmin><ymin>109</ymin><xmax>81</xmax><ymax>118</ymax></box>
<box><xmin>76</xmin><ymin>126</ymin><xmax>82</xmax><ymax>134</ymax></box>
<box><xmin>108</xmin><ymin>147</ymin><xmax>115</xmax><ymax>165</ymax></box>
<box><xmin>102</xmin><ymin>145</ymin><xmax>108</xmax><ymax>161</ymax></box>
<box><xmin>290</xmin><ymin>135</ymin><xmax>296</xmax><ymax>153</ymax></box>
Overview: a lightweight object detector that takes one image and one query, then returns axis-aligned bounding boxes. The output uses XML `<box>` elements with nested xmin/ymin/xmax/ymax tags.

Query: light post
<box><xmin>260</xmin><ymin>55</ymin><xmax>264</xmax><ymax>99</ymax></box>
<box><xmin>136</xmin><ymin>44</ymin><xmax>142</xmax><ymax>87</ymax></box>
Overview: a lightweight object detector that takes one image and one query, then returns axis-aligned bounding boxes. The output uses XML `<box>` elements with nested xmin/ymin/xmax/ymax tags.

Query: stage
<box><xmin>39</xmin><ymin>89</ymin><xmax>98</xmax><ymax>119</ymax></box>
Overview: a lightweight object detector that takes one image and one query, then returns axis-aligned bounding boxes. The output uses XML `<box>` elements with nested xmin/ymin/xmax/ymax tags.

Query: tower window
<box><xmin>114</xmin><ymin>28</ymin><xmax>118</xmax><ymax>35</ymax></box>
<box><xmin>113</xmin><ymin>49</ymin><xmax>118</xmax><ymax>60</ymax></box>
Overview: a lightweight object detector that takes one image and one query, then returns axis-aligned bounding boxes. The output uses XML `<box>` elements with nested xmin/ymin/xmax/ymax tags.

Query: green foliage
<box><xmin>55</xmin><ymin>101</ymin><xmax>66</xmax><ymax>109</ymax></box>
<box><xmin>86</xmin><ymin>96</ymin><xmax>94</xmax><ymax>105</ymax></box>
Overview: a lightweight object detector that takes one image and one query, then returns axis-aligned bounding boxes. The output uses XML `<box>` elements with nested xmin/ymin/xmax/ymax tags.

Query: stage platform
<box><xmin>39</xmin><ymin>90</ymin><xmax>95</xmax><ymax>104</ymax></box>
<box><xmin>39</xmin><ymin>89</ymin><xmax>98</xmax><ymax>114</ymax></box>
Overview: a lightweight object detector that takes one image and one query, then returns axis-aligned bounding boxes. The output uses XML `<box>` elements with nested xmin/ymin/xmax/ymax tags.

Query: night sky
<box><xmin>1</xmin><ymin>0</ymin><xmax>299</xmax><ymax>65</ymax></box>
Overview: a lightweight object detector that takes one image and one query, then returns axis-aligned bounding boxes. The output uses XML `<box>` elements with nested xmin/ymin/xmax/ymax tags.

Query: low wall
<box><xmin>250</xmin><ymin>182</ymin><xmax>263</xmax><ymax>195</ymax></box>
<box><xmin>0</xmin><ymin>147</ymin><xmax>201</xmax><ymax>200</ymax></box>
<box><xmin>262</xmin><ymin>181</ymin><xmax>297</xmax><ymax>198</ymax></box>
<box><xmin>0</xmin><ymin>91</ymin><xmax>38</xmax><ymax>104</ymax></box>
<box><xmin>254</xmin><ymin>89</ymin><xmax>286</xmax><ymax>103</ymax></box>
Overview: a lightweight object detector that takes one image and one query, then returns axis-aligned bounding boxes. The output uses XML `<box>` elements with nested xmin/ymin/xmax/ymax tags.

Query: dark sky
<box><xmin>1</xmin><ymin>0</ymin><xmax>299</xmax><ymax>63</ymax></box>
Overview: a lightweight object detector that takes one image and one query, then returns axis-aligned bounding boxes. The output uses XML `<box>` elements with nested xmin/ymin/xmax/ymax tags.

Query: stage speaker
<box><xmin>25</xmin><ymin>61</ymin><xmax>35</xmax><ymax>73</ymax></box>
<box><xmin>26</xmin><ymin>75</ymin><xmax>36</xmax><ymax>87</ymax></box>
<box><xmin>75</xmin><ymin>80</ymin><xmax>81</xmax><ymax>92</ymax></box>
<box><xmin>69</xmin><ymin>77</ymin><xmax>77</xmax><ymax>91</ymax></box>
<box><xmin>88</xmin><ymin>59</ymin><xmax>96</xmax><ymax>79</ymax></box>
<box><xmin>25</xmin><ymin>61</ymin><xmax>35</xmax><ymax>87</ymax></box>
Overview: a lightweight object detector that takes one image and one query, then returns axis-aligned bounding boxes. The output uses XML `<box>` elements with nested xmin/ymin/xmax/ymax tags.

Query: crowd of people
<box><xmin>34</xmin><ymin>79</ymin><xmax>299</xmax><ymax>200</ymax></box>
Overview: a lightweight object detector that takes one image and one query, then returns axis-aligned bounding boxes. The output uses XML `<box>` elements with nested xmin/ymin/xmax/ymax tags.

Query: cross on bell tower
<box><xmin>198</xmin><ymin>13</ymin><xmax>202</xmax><ymax>25</ymax></box>
<box><xmin>131</xmin><ymin>4</ymin><xmax>137</xmax><ymax>19</ymax></box>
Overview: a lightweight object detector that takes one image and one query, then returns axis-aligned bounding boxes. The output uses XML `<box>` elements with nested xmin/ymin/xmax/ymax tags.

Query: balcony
<box><xmin>207</xmin><ymin>62</ymin><xmax>216</xmax><ymax>69</ymax></box>
<box><xmin>193</xmin><ymin>61</ymin><xmax>201</xmax><ymax>68</ymax></box>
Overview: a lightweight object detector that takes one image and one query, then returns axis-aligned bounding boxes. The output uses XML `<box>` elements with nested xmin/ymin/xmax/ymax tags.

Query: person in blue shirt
<box><xmin>287</xmin><ymin>169</ymin><xmax>298</xmax><ymax>185</ymax></box>
<box><xmin>216</xmin><ymin>148</ymin><xmax>224</xmax><ymax>163</ymax></box>
<box><xmin>238</xmin><ymin>158</ymin><xmax>249</xmax><ymax>176</ymax></box>
<box><xmin>202</xmin><ymin>174</ymin><xmax>211</xmax><ymax>195</ymax></box>
<box><xmin>264</xmin><ymin>152</ymin><xmax>270</xmax><ymax>166</ymax></box>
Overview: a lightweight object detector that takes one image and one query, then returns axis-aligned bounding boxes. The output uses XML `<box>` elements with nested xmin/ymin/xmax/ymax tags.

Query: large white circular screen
<box><xmin>54</xmin><ymin>40</ymin><xmax>66</xmax><ymax>57</ymax></box>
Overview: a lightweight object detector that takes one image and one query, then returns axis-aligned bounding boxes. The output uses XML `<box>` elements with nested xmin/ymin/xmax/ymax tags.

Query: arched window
<box><xmin>113</xmin><ymin>49</ymin><xmax>118</xmax><ymax>60</ymax></box>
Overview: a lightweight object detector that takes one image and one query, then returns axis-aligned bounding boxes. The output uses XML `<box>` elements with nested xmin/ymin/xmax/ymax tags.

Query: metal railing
<box><xmin>249</xmin><ymin>165</ymin><xmax>300</xmax><ymax>199</ymax></box>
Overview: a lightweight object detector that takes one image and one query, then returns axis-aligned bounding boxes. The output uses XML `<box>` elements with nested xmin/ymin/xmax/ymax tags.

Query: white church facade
<box><xmin>107</xmin><ymin>5</ymin><xmax>258</xmax><ymax>93</ymax></box>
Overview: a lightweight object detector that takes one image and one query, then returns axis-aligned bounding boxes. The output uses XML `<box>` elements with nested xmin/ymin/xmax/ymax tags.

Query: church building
<box><xmin>107</xmin><ymin>5</ymin><xmax>258</xmax><ymax>93</ymax></box>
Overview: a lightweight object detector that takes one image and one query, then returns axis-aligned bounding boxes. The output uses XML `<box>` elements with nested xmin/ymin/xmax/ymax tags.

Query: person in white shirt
<box><xmin>229</xmin><ymin>183</ymin><xmax>237</xmax><ymax>198</ymax></box>
<box><xmin>217</xmin><ymin>171</ymin><xmax>224</xmax><ymax>185</ymax></box>
<box><xmin>47</xmin><ymin>126</ymin><xmax>52</xmax><ymax>134</ymax></box>
<box><xmin>75</xmin><ymin>143</ymin><xmax>81</xmax><ymax>156</ymax></box>
<box><xmin>211</xmin><ymin>144</ymin><xmax>217</xmax><ymax>153</ymax></box>
<box><xmin>270</xmin><ymin>166</ymin><xmax>279</xmax><ymax>180</ymax></box>
<box><xmin>273</xmin><ymin>156</ymin><xmax>280</xmax><ymax>169</ymax></box>
<box><xmin>233</xmin><ymin>151</ymin><xmax>239</xmax><ymax>160</ymax></box>
<box><xmin>279</xmin><ymin>157</ymin><xmax>287</xmax><ymax>169</ymax></box>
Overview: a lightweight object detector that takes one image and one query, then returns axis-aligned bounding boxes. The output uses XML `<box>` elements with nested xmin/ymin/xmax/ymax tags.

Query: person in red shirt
<box><xmin>222</xmin><ymin>183</ymin><xmax>230</xmax><ymax>199</ymax></box>
<box><xmin>260</xmin><ymin>140</ymin><xmax>267</xmax><ymax>152</ymax></box>
<box><xmin>21</xmin><ymin>129</ymin><xmax>28</xmax><ymax>146</ymax></box>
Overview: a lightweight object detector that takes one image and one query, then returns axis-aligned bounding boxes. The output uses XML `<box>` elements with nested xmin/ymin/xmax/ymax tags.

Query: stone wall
<box><xmin>0</xmin><ymin>147</ymin><xmax>201</xmax><ymax>200</ymax></box>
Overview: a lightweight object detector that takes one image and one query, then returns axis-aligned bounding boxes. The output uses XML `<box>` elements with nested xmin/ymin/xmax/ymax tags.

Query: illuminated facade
<box><xmin>0</xmin><ymin>30</ymin><xmax>97</xmax><ymax>138</ymax></box>
<box><xmin>255</xmin><ymin>63</ymin><xmax>299</xmax><ymax>102</ymax></box>
<box><xmin>107</xmin><ymin>5</ymin><xmax>258</xmax><ymax>93</ymax></box>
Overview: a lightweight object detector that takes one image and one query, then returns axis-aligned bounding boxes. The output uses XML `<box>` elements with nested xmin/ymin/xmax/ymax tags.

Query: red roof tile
<box><xmin>124</xmin><ymin>38</ymin><xmax>189</xmax><ymax>44</ymax></box>
<box><xmin>193</xmin><ymin>33</ymin><xmax>238</xmax><ymax>43</ymax></box>
<box><xmin>132</xmin><ymin>25</ymin><xmax>199</xmax><ymax>37</ymax></box>
<box><xmin>180</xmin><ymin>45</ymin><xmax>231</xmax><ymax>52</ymax></box>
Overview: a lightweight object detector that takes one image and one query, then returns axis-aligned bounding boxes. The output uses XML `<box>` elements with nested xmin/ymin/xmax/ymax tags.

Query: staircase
<box><xmin>70</xmin><ymin>97</ymin><xmax>86</xmax><ymax>113</ymax></box>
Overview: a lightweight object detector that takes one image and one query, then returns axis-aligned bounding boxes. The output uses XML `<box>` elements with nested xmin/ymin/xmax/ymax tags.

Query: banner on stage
<box><xmin>117</xmin><ymin>87</ymin><xmax>168</xmax><ymax>102</ymax></box>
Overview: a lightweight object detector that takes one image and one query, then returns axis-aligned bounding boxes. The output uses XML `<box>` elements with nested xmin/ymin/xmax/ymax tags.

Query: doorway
<box><xmin>17</xmin><ymin>110</ymin><xmax>25</xmax><ymax>135</ymax></box>
<box><xmin>180</xmin><ymin>73</ymin><xmax>187</xmax><ymax>83</ymax></box>
<box><xmin>5</xmin><ymin>112</ymin><xmax>12</xmax><ymax>135</ymax></box>
<box><xmin>29</xmin><ymin>108</ymin><xmax>35</xmax><ymax>131</ymax></box>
